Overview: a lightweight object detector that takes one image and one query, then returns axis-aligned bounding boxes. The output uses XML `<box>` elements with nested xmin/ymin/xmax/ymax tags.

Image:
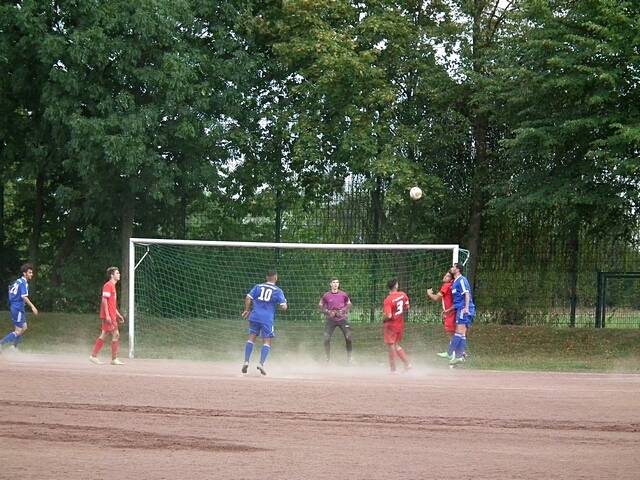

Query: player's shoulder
<box><xmin>102</xmin><ymin>281</ymin><xmax>114</xmax><ymax>290</ymax></box>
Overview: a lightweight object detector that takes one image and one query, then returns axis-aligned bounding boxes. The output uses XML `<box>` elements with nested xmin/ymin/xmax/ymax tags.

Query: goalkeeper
<box><xmin>318</xmin><ymin>278</ymin><xmax>353</xmax><ymax>364</ymax></box>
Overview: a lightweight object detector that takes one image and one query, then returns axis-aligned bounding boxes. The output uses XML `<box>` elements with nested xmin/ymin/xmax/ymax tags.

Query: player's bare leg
<box><xmin>110</xmin><ymin>330</ymin><xmax>124</xmax><ymax>365</ymax></box>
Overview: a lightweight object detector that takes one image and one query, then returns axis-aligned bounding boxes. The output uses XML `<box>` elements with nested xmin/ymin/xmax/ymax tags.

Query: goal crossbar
<box><xmin>130</xmin><ymin>238</ymin><xmax>460</xmax><ymax>251</ymax></box>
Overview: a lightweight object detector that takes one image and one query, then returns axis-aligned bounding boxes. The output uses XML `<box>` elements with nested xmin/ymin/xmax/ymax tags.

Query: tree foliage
<box><xmin>1</xmin><ymin>0</ymin><xmax>638</xmax><ymax>314</ymax></box>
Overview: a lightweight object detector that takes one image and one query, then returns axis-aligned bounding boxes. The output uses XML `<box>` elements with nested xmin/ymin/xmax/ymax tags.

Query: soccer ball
<box><xmin>409</xmin><ymin>186</ymin><xmax>422</xmax><ymax>200</ymax></box>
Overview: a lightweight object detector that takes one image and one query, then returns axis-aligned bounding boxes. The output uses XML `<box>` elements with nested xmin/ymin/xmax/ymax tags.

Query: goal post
<box><xmin>128</xmin><ymin>238</ymin><xmax>467</xmax><ymax>359</ymax></box>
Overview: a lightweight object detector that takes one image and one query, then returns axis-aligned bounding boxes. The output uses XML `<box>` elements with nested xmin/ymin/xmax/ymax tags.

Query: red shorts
<box><xmin>101</xmin><ymin>319</ymin><xmax>118</xmax><ymax>334</ymax></box>
<box><xmin>383</xmin><ymin>323</ymin><xmax>403</xmax><ymax>344</ymax></box>
<box><xmin>443</xmin><ymin>312</ymin><xmax>456</xmax><ymax>333</ymax></box>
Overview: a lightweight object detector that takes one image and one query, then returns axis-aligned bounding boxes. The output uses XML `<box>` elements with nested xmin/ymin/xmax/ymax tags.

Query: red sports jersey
<box><xmin>440</xmin><ymin>282</ymin><xmax>453</xmax><ymax>311</ymax></box>
<box><xmin>383</xmin><ymin>291</ymin><xmax>410</xmax><ymax>328</ymax></box>
<box><xmin>440</xmin><ymin>281</ymin><xmax>456</xmax><ymax>333</ymax></box>
<box><xmin>100</xmin><ymin>281</ymin><xmax>118</xmax><ymax>321</ymax></box>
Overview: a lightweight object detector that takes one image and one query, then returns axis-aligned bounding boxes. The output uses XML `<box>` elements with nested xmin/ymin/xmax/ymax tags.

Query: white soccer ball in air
<box><xmin>409</xmin><ymin>186</ymin><xmax>422</xmax><ymax>200</ymax></box>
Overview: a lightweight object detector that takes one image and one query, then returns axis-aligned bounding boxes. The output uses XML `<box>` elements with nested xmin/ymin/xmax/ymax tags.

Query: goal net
<box><xmin>128</xmin><ymin>239</ymin><xmax>468</xmax><ymax>360</ymax></box>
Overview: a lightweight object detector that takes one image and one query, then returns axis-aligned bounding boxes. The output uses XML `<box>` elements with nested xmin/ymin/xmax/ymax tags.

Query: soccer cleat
<box><xmin>89</xmin><ymin>356</ymin><xmax>103</xmax><ymax>365</ymax></box>
<box><xmin>449</xmin><ymin>356</ymin><xmax>465</xmax><ymax>366</ymax></box>
<box><xmin>437</xmin><ymin>352</ymin><xmax>451</xmax><ymax>359</ymax></box>
<box><xmin>256</xmin><ymin>364</ymin><xmax>267</xmax><ymax>376</ymax></box>
<box><xmin>403</xmin><ymin>363</ymin><xmax>413</xmax><ymax>372</ymax></box>
<box><xmin>241</xmin><ymin>363</ymin><xmax>248</xmax><ymax>374</ymax></box>
<box><xmin>110</xmin><ymin>358</ymin><xmax>125</xmax><ymax>365</ymax></box>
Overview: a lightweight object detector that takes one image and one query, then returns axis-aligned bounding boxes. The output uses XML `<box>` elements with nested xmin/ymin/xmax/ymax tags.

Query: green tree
<box><xmin>494</xmin><ymin>0</ymin><xmax>640</xmax><ymax>324</ymax></box>
<box><xmin>260</xmin><ymin>0</ymin><xmax>469</xmax><ymax>244</ymax></box>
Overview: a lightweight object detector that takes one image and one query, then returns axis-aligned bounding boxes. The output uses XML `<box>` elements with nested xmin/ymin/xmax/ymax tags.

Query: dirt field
<box><xmin>1</xmin><ymin>352</ymin><xmax>639</xmax><ymax>480</ymax></box>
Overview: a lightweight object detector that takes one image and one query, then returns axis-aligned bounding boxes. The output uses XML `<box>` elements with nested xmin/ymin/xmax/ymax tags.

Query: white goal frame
<box><xmin>128</xmin><ymin>238</ymin><xmax>462</xmax><ymax>358</ymax></box>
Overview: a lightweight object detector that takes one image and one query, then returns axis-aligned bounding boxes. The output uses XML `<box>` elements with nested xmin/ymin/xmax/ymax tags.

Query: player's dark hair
<box><xmin>453</xmin><ymin>262</ymin><xmax>464</xmax><ymax>274</ymax></box>
<box><xmin>330</xmin><ymin>277</ymin><xmax>339</xmax><ymax>283</ymax></box>
<box><xmin>106</xmin><ymin>266</ymin><xmax>119</xmax><ymax>279</ymax></box>
<box><xmin>266</xmin><ymin>270</ymin><xmax>278</xmax><ymax>279</ymax></box>
<box><xmin>387</xmin><ymin>278</ymin><xmax>398</xmax><ymax>290</ymax></box>
<box><xmin>21</xmin><ymin>263</ymin><xmax>34</xmax><ymax>274</ymax></box>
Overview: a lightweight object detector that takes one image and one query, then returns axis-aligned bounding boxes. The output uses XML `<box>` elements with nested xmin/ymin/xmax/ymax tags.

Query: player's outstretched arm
<box><xmin>426</xmin><ymin>288</ymin><xmax>441</xmax><ymax>302</ymax></box>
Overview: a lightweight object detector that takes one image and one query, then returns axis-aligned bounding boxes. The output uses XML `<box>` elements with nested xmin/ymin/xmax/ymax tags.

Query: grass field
<box><xmin>3</xmin><ymin>311</ymin><xmax>640</xmax><ymax>373</ymax></box>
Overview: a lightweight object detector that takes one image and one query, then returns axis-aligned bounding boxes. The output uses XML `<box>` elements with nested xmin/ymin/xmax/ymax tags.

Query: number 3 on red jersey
<box><xmin>394</xmin><ymin>299</ymin><xmax>404</xmax><ymax>315</ymax></box>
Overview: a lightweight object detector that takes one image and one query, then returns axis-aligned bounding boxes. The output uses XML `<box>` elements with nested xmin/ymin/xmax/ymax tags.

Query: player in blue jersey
<box><xmin>1</xmin><ymin>263</ymin><xmax>39</xmax><ymax>350</ymax></box>
<box><xmin>241</xmin><ymin>271</ymin><xmax>287</xmax><ymax>376</ymax></box>
<box><xmin>437</xmin><ymin>262</ymin><xmax>475</xmax><ymax>365</ymax></box>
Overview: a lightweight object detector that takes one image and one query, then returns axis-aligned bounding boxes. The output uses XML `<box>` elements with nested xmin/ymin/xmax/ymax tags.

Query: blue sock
<box><xmin>13</xmin><ymin>334</ymin><xmax>23</xmax><ymax>347</ymax></box>
<box><xmin>448</xmin><ymin>335</ymin><xmax>460</xmax><ymax>357</ymax></box>
<box><xmin>260</xmin><ymin>344</ymin><xmax>271</xmax><ymax>365</ymax></box>
<box><xmin>455</xmin><ymin>335</ymin><xmax>466</xmax><ymax>358</ymax></box>
<box><xmin>244</xmin><ymin>341</ymin><xmax>254</xmax><ymax>362</ymax></box>
<box><xmin>1</xmin><ymin>332</ymin><xmax>17</xmax><ymax>346</ymax></box>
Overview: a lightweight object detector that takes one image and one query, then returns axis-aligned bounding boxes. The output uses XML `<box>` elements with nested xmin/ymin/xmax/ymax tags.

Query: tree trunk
<box><xmin>120</xmin><ymin>190</ymin><xmax>135</xmax><ymax>316</ymax></box>
<box><xmin>368</xmin><ymin>177</ymin><xmax>385</xmax><ymax>322</ymax></box>
<box><xmin>274</xmin><ymin>187</ymin><xmax>282</xmax><ymax>243</ymax></box>
<box><xmin>28</xmin><ymin>172</ymin><xmax>45</xmax><ymax>266</ymax></box>
<box><xmin>52</xmin><ymin>215</ymin><xmax>79</xmax><ymax>288</ymax></box>
<box><xmin>0</xmin><ymin>178</ymin><xmax>5</xmax><ymax>252</ymax></box>
<box><xmin>370</xmin><ymin>176</ymin><xmax>384</xmax><ymax>244</ymax></box>
<box><xmin>465</xmin><ymin>0</ymin><xmax>492</xmax><ymax>288</ymax></box>
<box><xmin>566</xmin><ymin>226</ymin><xmax>579</xmax><ymax>328</ymax></box>
<box><xmin>467</xmin><ymin>116</ymin><xmax>489</xmax><ymax>287</ymax></box>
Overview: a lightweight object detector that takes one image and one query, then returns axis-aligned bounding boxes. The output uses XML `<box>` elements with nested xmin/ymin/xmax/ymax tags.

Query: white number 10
<box><xmin>258</xmin><ymin>287</ymin><xmax>273</xmax><ymax>302</ymax></box>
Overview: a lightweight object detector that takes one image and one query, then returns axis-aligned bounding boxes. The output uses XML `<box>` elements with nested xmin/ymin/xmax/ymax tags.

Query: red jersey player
<box><xmin>382</xmin><ymin>278</ymin><xmax>412</xmax><ymax>373</ymax></box>
<box><xmin>427</xmin><ymin>271</ymin><xmax>456</xmax><ymax>342</ymax></box>
<box><xmin>90</xmin><ymin>267</ymin><xmax>125</xmax><ymax>365</ymax></box>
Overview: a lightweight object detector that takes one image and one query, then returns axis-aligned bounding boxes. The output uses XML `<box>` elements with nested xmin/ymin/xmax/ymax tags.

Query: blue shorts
<box><xmin>10</xmin><ymin>308</ymin><xmax>26</xmax><ymax>328</ymax></box>
<box><xmin>248</xmin><ymin>321</ymin><xmax>275</xmax><ymax>339</ymax></box>
<box><xmin>455</xmin><ymin>309</ymin><xmax>474</xmax><ymax>326</ymax></box>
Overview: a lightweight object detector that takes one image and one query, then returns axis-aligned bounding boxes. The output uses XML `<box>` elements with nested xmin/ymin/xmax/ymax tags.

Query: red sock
<box><xmin>91</xmin><ymin>338</ymin><xmax>104</xmax><ymax>356</ymax></box>
<box><xmin>395</xmin><ymin>346</ymin><xmax>410</xmax><ymax>366</ymax></box>
<box><xmin>111</xmin><ymin>340</ymin><xmax>119</xmax><ymax>359</ymax></box>
<box><xmin>388</xmin><ymin>349</ymin><xmax>397</xmax><ymax>372</ymax></box>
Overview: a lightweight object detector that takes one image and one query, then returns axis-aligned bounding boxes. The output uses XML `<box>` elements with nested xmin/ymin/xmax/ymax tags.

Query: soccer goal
<box><xmin>128</xmin><ymin>239</ymin><xmax>468</xmax><ymax>359</ymax></box>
